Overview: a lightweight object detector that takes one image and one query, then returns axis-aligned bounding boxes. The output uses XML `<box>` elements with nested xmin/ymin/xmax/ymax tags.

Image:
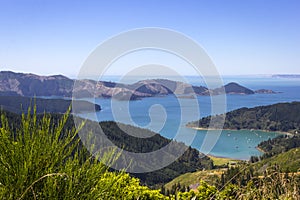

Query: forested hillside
<box><xmin>187</xmin><ymin>101</ymin><xmax>300</xmax><ymax>133</ymax></box>
<box><xmin>1</xmin><ymin>108</ymin><xmax>299</xmax><ymax>199</ymax></box>
<box><xmin>0</xmin><ymin>109</ymin><xmax>213</xmax><ymax>186</ymax></box>
<box><xmin>0</xmin><ymin>96</ymin><xmax>101</xmax><ymax>114</ymax></box>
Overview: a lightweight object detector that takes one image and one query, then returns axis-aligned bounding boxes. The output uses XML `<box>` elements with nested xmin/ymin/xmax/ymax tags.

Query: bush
<box><xmin>0</xmin><ymin>108</ymin><xmax>166</xmax><ymax>199</ymax></box>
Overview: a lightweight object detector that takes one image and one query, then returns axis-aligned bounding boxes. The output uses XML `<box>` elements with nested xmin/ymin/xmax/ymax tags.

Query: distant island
<box><xmin>0</xmin><ymin>96</ymin><xmax>101</xmax><ymax>114</ymax></box>
<box><xmin>187</xmin><ymin>101</ymin><xmax>300</xmax><ymax>134</ymax></box>
<box><xmin>0</xmin><ymin>71</ymin><xmax>277</xmax><ymax>100</ymax></box>
<box><xmin>272</xmin><ymin>74</ymin><xmax>300</xmax><ymax>79</ymax></box>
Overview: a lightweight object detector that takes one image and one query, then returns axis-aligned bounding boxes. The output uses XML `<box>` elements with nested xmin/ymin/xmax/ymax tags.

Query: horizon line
<box><xmin>1</xmin><ymin>70</ymin><xmax>300</xmax><ymax>78</ymax></box>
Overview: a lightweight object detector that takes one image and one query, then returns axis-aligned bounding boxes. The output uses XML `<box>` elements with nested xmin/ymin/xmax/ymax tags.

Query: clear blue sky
<box><xmin>0</xmin><ymin>0</ymin><xmax>300</xmax><ymax>76</ymax></box>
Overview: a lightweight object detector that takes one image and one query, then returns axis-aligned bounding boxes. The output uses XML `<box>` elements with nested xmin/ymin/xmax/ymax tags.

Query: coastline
<box><xmin>186</xmin><ymin>126</ymin><xmax>294</xmax><ymax>136</ymax></box>
<box><xmin>207</xmin><ymin>154</ymin><xmax>242</xmax><ymax>161</ymax></box>
<box><xmin>188</xmin><ymin>125</ymin><xmax>293</xmax><ymax>160</ymax></box>
<box><xmin>255</xmin><ymin>146</ymin><xmax>266</xmax><ymax>154</ymax></box>
<box><xmin>207</xmin><ymin>154</ymin><xmax>243</xmax><ymax>166</ymax></box>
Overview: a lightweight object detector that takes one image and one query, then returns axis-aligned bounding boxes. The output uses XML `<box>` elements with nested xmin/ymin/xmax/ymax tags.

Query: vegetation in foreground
<box><xmin>0</xmin><ymin>107</ymin><xmax>299</xmax><ymax>199</ymax></box>
<box><xmin>0</xmin><ymin>108</ymin><xmax>214</xmax><ymax>187</ymax></box>
<box><xmin>0</xmin><ymin>109</ymin><xmax>166</xmax><ymax>199</ymax></box>
<box><xmin>164</xmin><ymin>135</ymin><xmax>300</xmax><ymax>199</ymax></box>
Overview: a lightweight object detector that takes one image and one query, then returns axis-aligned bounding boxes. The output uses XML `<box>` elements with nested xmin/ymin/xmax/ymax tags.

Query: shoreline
<box><xmin>255</xmin><ymin>146</ymin><xmax>266</xmax><ymax>154</ymax></box>
<box><xmin>186</xmin><ymin>126</ymin><xmax>294</xmax><ymax>136</ymax></box>
<box><xmin>207</xmin><ymin>154</ymin><xmax>243</xmax><ymax>161</ymax></box>
<box><xmin>188</xmin><ymin>126</ymin><xmax>293</xmax><ymax>160</ymax></box>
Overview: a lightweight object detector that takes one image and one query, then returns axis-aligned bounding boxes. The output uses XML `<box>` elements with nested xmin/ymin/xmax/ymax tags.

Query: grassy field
<box><xmin>164</xmin><ymin>169</ymin><xmax>226</xmax><ymax>191</ymax></box>
<box><xmin>208</xmin><ymin>155</ymin><xmax>238</xmax><ymax>166</ymax></box>
<box><xmin>164</xmin><ymin>155</ymin><xmax>240</xmax><ymax>191</ymax></box>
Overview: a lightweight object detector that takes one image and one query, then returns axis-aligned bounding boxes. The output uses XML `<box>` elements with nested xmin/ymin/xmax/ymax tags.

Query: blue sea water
<box><xmin>77</xmin><ymin>75</ymin><xmax>300</xmax><ymax>160</ymax></box>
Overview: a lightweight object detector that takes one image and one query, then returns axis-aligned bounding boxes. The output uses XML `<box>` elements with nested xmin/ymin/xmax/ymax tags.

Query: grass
<box><xmin>164</xmin><ymin>169</ymin><xmax>226</xmax><ymax>191</ymax></box>
<box><xmin>253</xmin><ymin>147</ymin><xmax>300</xmax><ymax>173</ymax></box>
<box><xmin>208</xmin><ymin>155</ymin><xmax>238</xmax><ymax>166</ymax></box>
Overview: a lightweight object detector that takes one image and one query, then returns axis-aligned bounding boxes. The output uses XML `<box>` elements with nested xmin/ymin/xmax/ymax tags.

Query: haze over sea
<box><xmin>78</xmin><ymin>75</ymin><xmax>300</xmax><ymax>160</ymax></box>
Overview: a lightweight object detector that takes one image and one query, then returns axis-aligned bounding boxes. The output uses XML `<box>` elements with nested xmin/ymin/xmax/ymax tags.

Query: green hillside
<box><xmin>163</xmin><ymin>147</ymin><xmax>300</xmax><ymax>198</ymax></box>
<box><xmin>0</xmin><ymin>109</ymin><xmax>213</xmax><ymax>186</ymax></box>
<box><xmin>256</xmin><ymin>134</ymin><xmax>300</xmax><ymax>160</ymax></box>
<box><xmin>187</xmin><ymin>101</ymin><xmax>300</xmax><ymax>133</ymax></box>
<box><xmin>254</xmin><ymin>147</ymin><xmax>300</xmax><ymax>172</ymax></box>
<box><xmin>1</xmin><ymin>108</ymin><xmax>299</xmax><ymax>199</ymax></box>
<box><xmin>164</xmin><ymin>169</ymin><xmax>226</xmax><ymax>191</ymax></box>
<box><xmin>0</xmin><ymin>96</ymin><xmax>101</xmax><ymax>114</ymax></box>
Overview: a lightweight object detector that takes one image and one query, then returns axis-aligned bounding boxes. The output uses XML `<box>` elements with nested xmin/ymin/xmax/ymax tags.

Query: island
<box><xmin>272</xmin><ymin>74</ymin><xmax>300</xmax><ymax>79</ymax></box>
<box><xmin>0</xmin><ymin>96</ymin><xmax>101</xmax><ymax>114</ymax></box>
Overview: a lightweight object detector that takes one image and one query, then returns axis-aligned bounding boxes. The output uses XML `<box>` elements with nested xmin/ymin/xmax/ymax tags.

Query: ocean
<box><xmin>77</xmin><ymin>75</ymin><xmax>300</xmax><ymax>160</ymax></box>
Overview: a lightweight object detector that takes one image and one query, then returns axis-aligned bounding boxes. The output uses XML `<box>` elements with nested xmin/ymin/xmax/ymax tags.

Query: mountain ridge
<box><xmin>0</xmin><ymin>71</ymin><xmax>277</xmax><ymax>100</ymax></box>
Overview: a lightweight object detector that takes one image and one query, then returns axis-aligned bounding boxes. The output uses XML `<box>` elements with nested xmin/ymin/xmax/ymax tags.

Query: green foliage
<box><xmin>1</xmin><ymin>104</ymin><xmax>298</xmax><ymax>199</ymax></box>
<box><xmin>164</xmin><ymin>169</ymin><xmax>222</xmax><ymax>194</ymax></box>
<box><xmin>0</xmin><ymin>107</ymin><xmax>80</xmax><ymax>198</ymax></box>
<box><xmin>233</xmin><ymin>166</ymin><xmax>300</xmax><ymax>200</ymax></box>
<box><xmin>165</xmin><ymin>160</ymin><xmax>300</xmax><ymax>199</ymax></box>
<box><xmin>215</xmin><ymin>164</ymin><xmax>300</xmax><ymax>200</ymax></box>
<box><xmin>218</xmin><ymin>184</ymin><xmax>238</xmax><ymax>200</ymax></box>
<box><xmin>0</xmin><ymin>108</ymin><xmax>168</xmax><ymax>199</ymax></box>
<box><xmin>79</xmin><ymin>120</ymin><xmax>213</xmax><ymax>186</ymax></box>
<box><xmin>0</xmin><ymin>108</ymin><xmax>213</xmax><ymax>187</ymax></box>
<box><xmin>258</xmin><ymin>134</ymin><xmax>300</xmax><ymax>160</ymax></box>
<box><xmin>176</xmin><ymin>190</ymin><xmax>195</xmax><ymax>199</ymax></box>
<box><xmin>254</xmin><ymin>147</ymin><xmax>300</xmax><ymax>172</ymax></box>
<box><xmin>196</xmin><ymin>180</ymin><xmax>217</xmax><ymax>199</ymax></box>
<box><xmin>188</xmin><ymin>101</ymin><xmax>300</xmax><ymax>133</ymax></box>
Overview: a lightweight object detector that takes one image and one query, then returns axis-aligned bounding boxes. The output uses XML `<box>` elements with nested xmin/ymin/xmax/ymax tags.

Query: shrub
<box><xmin>0</xmin><ymin>108</ymin><xmax>166</xmax><ymax>199</ymax></box>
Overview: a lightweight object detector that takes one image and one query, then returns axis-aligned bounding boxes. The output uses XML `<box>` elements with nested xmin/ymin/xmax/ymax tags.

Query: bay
<box><xmin>77</xmin><ymin>76</ymin><xmax>300</xmax><ymax>160</ymax></box>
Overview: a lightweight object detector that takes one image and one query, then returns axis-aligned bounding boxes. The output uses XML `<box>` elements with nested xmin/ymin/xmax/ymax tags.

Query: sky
<box><xmin>0</xmin><ymin>0</ymin><xmax>300</xmax><ymax>77</ymax></box>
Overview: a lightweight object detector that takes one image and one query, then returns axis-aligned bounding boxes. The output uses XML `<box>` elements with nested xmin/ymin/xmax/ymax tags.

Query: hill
<box><xmin>210</xmin><ymin>82</ymin><xmax>255</xmax><ymax>95</ymax></box>
<box><xmin>257</xmin><ymin>134</ymin><xmax>300</xmax><ymax>159</ymax></box>
<box><xmin>163</xmin><ymin>146</ymin><xmax>300</xmax><ymax>197</ymax></box>
<box><xmin>0</xmin><ymin>109</ymin><xmax>213</xmax><ymax>186</ymax></box>
<box><xmin>187</xmin><ymin>101</ymin><xmax>300</xmax><ymax>133</ymax></box>
<box><xmin>1</xmin><ymin>71</ymin><xmax>276</xmax><ymax>100</ymax></box>
<box><xmin>254</xmin><ymin>147</ymin><xmax>300</xmax><ymax>172</ymax></box>
<box><xmin>164</xmin><ymin>168</ymin><xmax>225</xmax><ymax>191</ymax></box>
<box><xmin>0</xmin><ymin>96</ymin><xmax>101</xmax><ymax>114</ymax></box>
<box><xmin>0</xmin><ymin>71</ymin><xmax>74</xmax><ymax>97</ymax></box>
